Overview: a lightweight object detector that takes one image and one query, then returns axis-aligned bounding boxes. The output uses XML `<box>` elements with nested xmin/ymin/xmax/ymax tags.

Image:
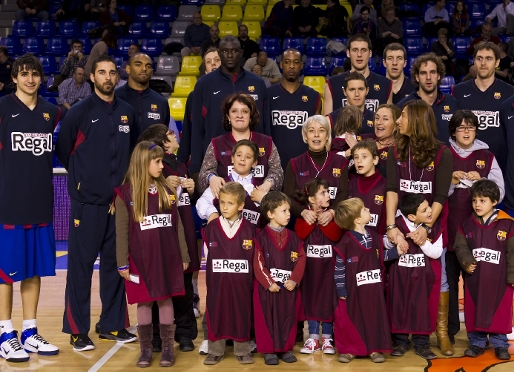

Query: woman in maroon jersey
<box><xmin>373</xmin><ymin>103</ymin><xmax>400</xmax><ymax>177</ymax></box>
<box><xmin>198</xmin><ymin>93</ymin><xmax>283</xmax><ymax>199</ymax></box>
<box><xmin>384</xmin><ymin>99</ymin><xmax>453</xmax><ymax>357</ymax></box>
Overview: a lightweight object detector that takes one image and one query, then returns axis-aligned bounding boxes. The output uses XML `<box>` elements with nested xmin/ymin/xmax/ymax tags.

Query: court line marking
<box><xmin>88</xmin><ymin>325</ymin><xmax>137</xmax><ymax>372</ymax></box>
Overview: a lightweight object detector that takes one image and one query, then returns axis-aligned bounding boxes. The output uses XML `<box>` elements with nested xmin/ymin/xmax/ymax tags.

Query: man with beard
<box><xmin>398</xmin><ymin>53</ymin><xmax>457</xmax><ymax>145</ymax></box>
<box><xmin>323</xmin><ymin>34</ymin><xmax>392</xmax><ymax>115</ymax></box>
<box><xmin>115</xmin><ymin>53</ymin><xmax>170</xmax><ymax>136</ymax></box>
<box><xmin>56</xmin><ymin>55</ymin><xmax>137</xmax><ymax>352</ymax></box>
<box><xmin>268</xmin><ymin>48</ymin><xmax>321</xmax><ymax>170</ymax></box>
<box><xmin>382</xmin><ymin>43</ymin><xmax>415</xmax><ymax>105</ymax></box>
<box><xmin>453</xmin><ymin>42</ymin><xmax>514</xmax><ymax>172</ymax></box>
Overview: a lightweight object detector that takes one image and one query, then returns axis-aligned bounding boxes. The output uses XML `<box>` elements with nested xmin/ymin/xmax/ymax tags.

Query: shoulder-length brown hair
<box><xmin>395</xmin><ymin>100</ymin><xmax>441</xmax><ymax>169</ymax></box>
<box><xmin>221</xmin><ymin>93</ymin><xmax>260</xmax><ymax>131</ymax></box>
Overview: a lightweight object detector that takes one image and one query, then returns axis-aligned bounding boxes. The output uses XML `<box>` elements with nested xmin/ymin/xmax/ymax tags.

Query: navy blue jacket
<box><xmin>56</xmin><ymin>93</ymin><xmax>137</xmax><ymax>205</ymax></box>
<box><xmin>177</xmin><ymin>92</ymin><xmax>193</xmax><ymax>164</ymax></box>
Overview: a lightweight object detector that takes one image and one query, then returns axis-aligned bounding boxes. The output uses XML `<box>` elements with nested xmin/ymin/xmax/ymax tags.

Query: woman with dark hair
<box><xmin>452</xmin><ymin>1</ymin><xmax>470</xmax><ymax>36</ymax></box>
<box><xmin>385</xmin><ymin>99</ymin><xmax>453</xmax><ymax>359</ymax></box>
<box><xmin>373</xmin><ymin>103</ymin><xmax>400</xmax><ymax>176</ymax></box>
<box><xmin>198</xmin><ymin>92</ymin><xmax>283</xmax><ymax>200</ymax></box>
<box><xmin>320</xmin><ymin>0</ymin><xmax>350</xmax><ymax>38</ymax></box>
<box><xmin>99</xmin><ymin>0</ymin><xmax>132</xmax><ymax>35</ymax></box>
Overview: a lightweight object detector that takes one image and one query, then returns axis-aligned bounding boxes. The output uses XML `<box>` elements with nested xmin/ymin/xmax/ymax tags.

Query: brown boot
<box><xmin>436</xmin><ymin>292</ymin><xmax>454</xmax><ymax>356</ymax></box>
<box><xmin>137</xmin><ymin>324</ymin><xmax>153</xmax><ymax>368</ymax></box>
<box><xmin>160</xmin><ymin>324</ymin><xmax>176</xmax><ymax>367</ymax></box>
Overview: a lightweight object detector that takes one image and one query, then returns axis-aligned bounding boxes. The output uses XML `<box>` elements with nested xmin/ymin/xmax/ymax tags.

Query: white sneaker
<box><xmin>322</xmin><ymin>338</ymin><xmax>336</xmax><ymax>354</ymax></box>
<box><xmin>21</xmin><ymin>328</ymin><xmax>59</xmax><ymax>355</ymax></box>
<box><xmin>193</xmin><ymin>307</ymin><xmax>201</xmax><ymax>318</ymax></box>
<box><xmin>0</xmin><ymin>331</ymin><xmax>30</xmax><ymax>362</ymax></box>
<box><xmin>507</xmin><ymin>326</ymin><xmax>514</xmax><ymax>341</ymax></box>
<box><xmin>300</xmin><ymin>338</ymin><xmax>320</xmax><ymax>354</ymax></box>
<box><xmin>199</xmin><ymin>339</ymin><xmax>209</xmax><ymax>355</ymax></box>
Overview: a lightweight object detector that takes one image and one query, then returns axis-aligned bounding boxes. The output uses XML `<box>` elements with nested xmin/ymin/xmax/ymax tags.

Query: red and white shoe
<box><xmin>300</xmin><ymin>338</ymin><xmax>320</xmax><ymax>354</ymax></box>
<box><xmin>322</xmin><ymin>338</ymin><xmax>336</xmax><ymax>354</ymax></box>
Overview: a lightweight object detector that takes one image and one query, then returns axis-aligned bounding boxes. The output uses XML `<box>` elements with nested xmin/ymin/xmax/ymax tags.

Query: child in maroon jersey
<box><xmin>293</xmin><ymin>178</ymin><xmax>342</xmax><ymax>355</ymax></box>
<box><xmin>253</xmin><ymin>192</ymin><xmax>306</xmax><ymax>365</ymax></box>
<box><xmin>454</xmin><ymin>180</ymin><xmax>514</xmax><ymax>361</ymax></box>
<box><xmin>349</xmin><ymin>139</ymin><xmax>386</xmax><ymax>234</ymax></box>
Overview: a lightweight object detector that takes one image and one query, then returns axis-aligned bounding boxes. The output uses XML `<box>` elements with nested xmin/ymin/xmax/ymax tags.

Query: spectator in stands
<box><xmin>485</xmin><ymin>0</ymin><xmax>514</xmax><ymax>36</ymax></box>
<box><xmin>238</xmin><ymin>24</ymin><xmax>260</xmax><ymax>61</ymax></box>
<box><xmin>56</xmin><ymin>0</ymin><xmax>89</xmax><ymax>24</ymax></box>
<box><xmin>49</xmin><ymin>40</ymin><xmax>89</xmax><ymax>92</ymax></box>
<box><xmin>466</xmin><ymin>22</ymin><xmax>500</xmax><ymax>55</ymax></box>
<box><xmin>496</xmin><ymin>42</ymin><xmax>513</xmax><ymax>82</ymax></box>
<box><xmin>451</xmin><ymin>1</ymin><xmax>470</xmax><ymax>36</ymax></box>
<box><xmin>292</xmin><ymin>0</ymin><xmax>319</xmax><ymax>37</ymax></box>
<box><xmin>351</xmin><ymin>6</ymin><xmax>377</xmax><ymax>45</ymax></box>
<box><xmin>377</xmin><ymin>6</ymin><xmax>403</xmax><ymax>55</ymax></box>
<box><xmin>424</xmin><ymin>0</ymin><xmax>451</xmax><ymax>37</ymax></box>
<box><xmin>251</xmin><ymin>64</ymin><xmax>271</xmax><ymax>87</ymax></box>
<box><xmin>264</xmin><ymin>0</ymin><xmax>294</xmax><ymax>38</ymax></box>
<box><xmin>84</xmin><ymin>31</ymin><xmax>117</xmax><ymax>78</ymax></box>
<box><xmin>15</xmin><ymin>0</ymin><xmax>49</xmax><ymax>21</ymax></box>
<box><xmin>99</xmin><ymin>0</ymin><xmax>132</xmax><ymax>35</ymax></box>
<box><xmin>430</xmin><ymin>28</ymin><xmax>456</xmax><ymax>77</ymax></box>
<box><xmin>243</xmin><ymin>51</ymin><xmax>281</xmax><ymax>84</ymax></box>
<box><xmin>201</xmin><ymin>24</ymin><xmax>220</xmax><ymax>55</ymax></box>
<box><xmin>352</xmin><ymin>0</ymin><xmax>377</xmax><ymax>25</ymax></box>
<box><xmin>0</xmin><ymin>46</ymin><xmax>14</xmax><ymax>94</ymax></box>
<box><xmin>181</xmin><ymin>13</ymin><xmax>210</xmax><ymax>58</ymax></box>
<box><xmin>119</xmin><ymin>43</ymin><xmax>139</xmax><ymax>80</ymax></box>
<box><xmin>84</xmin><ymin>0</ymin><xmax>106</xmax><ymax>21</ymax></box>
<box><xmin>378</xmin><ymin>0</ymin><xmax>397</xmax><ymax>20</ymax></box>
<box><xmin>57</xmin><ymin>67</ymin><xmax>91</xmax><ymax>111</ymax></box>
<box><xmin>319</xmin><ymin>0</ymin><xmax>350</xmax><ymax>38</ymax></box>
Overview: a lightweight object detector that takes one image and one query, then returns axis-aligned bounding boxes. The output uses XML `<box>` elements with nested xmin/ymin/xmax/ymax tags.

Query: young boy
<box><xmin>253</xmin><ymin>192</ymin><xmax>306</xmax><ymax>365</ymax></box>
<box><xmin>454</xmin><ymin>180</ymin><xmax>513</xmax><ymax>361</ymax></box>
<box><xmin>348</xmin><ymin>139</ymin><xmax>386</xmax><ymax>235</ymax></box>
<box><xmin>196</xmin><ymin>140</ymin><xmax>266</xmax><ymax>227</ymax></box>
<box><xmin>333</xmin><ymin>198</ymin><xmax>397</xmax><ymax>364</ymax></box>
<box><xmin>201</xmin><ymin>182</ymin><xmax>256</xmax><ymax>365</ymax></box>
<box><xmin>385</xmin><ymin>193</ymin><xmax>443</xmax><ymax>360</ymax></box>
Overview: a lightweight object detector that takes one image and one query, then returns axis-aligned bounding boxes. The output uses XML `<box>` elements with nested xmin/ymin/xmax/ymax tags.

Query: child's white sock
<box><xmin>22</xmin><ymin>319</ymin><xmax>36</xmax><ymax>331</ymax></box>
<box><xmin>322</xmin><ymin>334</ymin><xmax>332</xmax><ymax>340</ymax></box>
<box><xmin>0</xmin><ymin>320</ymin><xmax>14</xmax><ymax>335</ymax></box>
<box><xmin>309</xmin><ymin>334</ymin><xmax>320</xmax><ymax>340</ymax></box>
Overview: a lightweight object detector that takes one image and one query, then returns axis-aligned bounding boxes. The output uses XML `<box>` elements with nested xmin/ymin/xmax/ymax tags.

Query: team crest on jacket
<box><xmin>151</xmin><ymin>104</ymin><xmax>157</xmax><ymax>111</ymax></box>
<box><xmin>367</xmin><ymin>120</ymin><xmax>373</xmax><ymax>127</ymax></box>
<box><xmin>74</xmin><ymin>219</ymin><xmax>80</xmax><ymax>227</ymax></box>
<box><xmin>427</xmin><ymin>161</ymin><xmax>434</xmax><ymax>171</ymax></box>
<box><xmin>302</xmin><ymin>95</ymin><xmax>308</xmax><ymax>102</ymax></box>
<box><xmin>43</xmin><ymin>113</ymin><xmax>50</xmax><ymax>121</ymax></box>
<box><xmin>476</xmin><ymin>160</ymin><xmax>485</xmax><ymax>169</ymax></box>
<box><xmin>380</xmin><ymin>151</ymin><xmax>388</xmax><ymax>160</ymax></box>
<box><xmin>494</xmin><ymin>92</ymin><xmax>501</xmax><ymax>100</ymax></box>
<box><xmin>242</xmin><ymin>239</ymin><xmax>253</xmax><ymax>250</ymax></box>
<box><xmin>259</xmin><ymin>147</ymin><xmax>265</xmax><ymax>157</ymax></box>
<box><xmin>121</xmin><ymin>116</ymin><xmax>128</xmax><ymax>123</ymax></box>
<box><xmin>374</xmin><ymin>195</ymin><xmax>384</xmax><ymax>205</ymax></box>
<box><xmin>497</xmin><ymin>230</ymin><xmax>507</xmax><ymax>241</ymax></box>
<box><xmin>444</xmin><ymin>105</ymin><xmax>450</xmax><ymax>113</ymax></box>
<box><xmin>374</xmin><ymin>84</ymin><xmax>380</xmax><ymax>91</ymax></box>
<box><xmin>168</xmin><ymin>194</ymin><xmax>176</xmax><ymax>204</ymax></box>
<box><xmin>248</xmin><ymin>86</ymin><xmax>255</xmax><ymax>92</ymax></box>
<box><xmin>332</xmin><ymin>168</ymin><xmax>341</xmax><ymax>178</ymax></box>
<box><xmin>291</xmin><ymin>251</ymin><xmax>298</xmax><ymax>262</ymax></box>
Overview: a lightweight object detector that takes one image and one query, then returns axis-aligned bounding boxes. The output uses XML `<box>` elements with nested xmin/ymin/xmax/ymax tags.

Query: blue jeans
<box><xmin>307</xmin><ymin>320</ymin><xmax>333</xmax><ymax>339</ymax></box>
<box><xmin>440</xmin><ymin>247</ymin><xmax>449</xmax><ymax>292</ymax></box>
<box><xmin>468</xmin><ymin>332</ymin><xmax>509</xmax><ymax>348</ymax></box>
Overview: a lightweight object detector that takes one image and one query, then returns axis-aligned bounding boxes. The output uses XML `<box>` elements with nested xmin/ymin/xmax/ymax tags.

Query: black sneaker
<box><xmin>391</xmin><ymin>344</ymin><xmax>409</xmax><ymax>357</ymax></box>
<box><xmin>280</xmin><ymin>351</ymin><xmax>297</xmax><ymax>363</ymax></box>
<box><xmin>99</xmin><ymin>329</ymin><xmax>137</xmax><ymax>343</ymax></box>
<box><xmin>94</xmin><ymin>322</ymin><xmax>100</xmax><ymax>334</ymax></box>
<box><xmin>70</xmin><ymin>334</ymin><xmax>95</xmax><ymax>351</ymax></box>
<box><xmin>415</xmin><ymin>347</ymin><xmax>437</xmax><ymax>360</ymax></box>
<box><xmin>494</xmin><ymin>347</ymin><xmax>511</xmax><ymax>360</ymax></box>
<box><xmin>179</xmin><ymin>338</ymin><xmax>195</xmax><ymax>352</ymax></box>
<box><xmin>464</xmin><ymin>345</ymin><xmax>485</xmax><ymax>358</ymax></box>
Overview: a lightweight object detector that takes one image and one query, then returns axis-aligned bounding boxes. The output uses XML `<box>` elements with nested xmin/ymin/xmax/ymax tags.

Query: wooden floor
<box><xmin>2</xmin><ymin>270</ymin><xmax>513</xmax><ymax>372</ymax></box>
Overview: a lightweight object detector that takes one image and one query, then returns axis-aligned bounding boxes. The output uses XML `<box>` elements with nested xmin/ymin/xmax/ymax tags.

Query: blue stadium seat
<box><xmin>156</xmin><ymin>5</ymin><xmax>177</xmax><ymax>21</ymax></box>
<box><xmin>23</xmin><ymin>37</ymin><xmax>45</xmax><ymax>54</ymax></box>
<box><xmin>402</xmin><ymin>18</ymin><xmax>422</xmax><ymax>37</ymax></box>
<box><xmin>113</xmin><ymin>55</ymin><xmax>126</xmax><ymax>70</ymax></box>
<box><xmin>49</xmin><ymin>3</ymin><xmax>60</xmax><ymax>19</ymax></box>
<box><xmin>282</xmin><ymin>38</ymin><xmax>304</xmax><ymax>53</ymax></box>
<box><xmin>36</xmin><ymin>21</ymin><xmax>56</xmax><ymax>37</ymax></box>
<box><xmin>116</xmin><ymin>37</ymin><xmax>139</xmax><ymax>56</ymax></box>
<box><xmin>469</xmin><ymin>4</ymin><xmax>486</xmax><ymax>19</ymax></box>
<box><xmin>330</xmin><ymin>37</ymin><xmax>348</xmax><ymax>50</ymax></box>
<box><xmin>149</xmin><ymin>21</ymin><xmax>171</xmax><ymax>38</ymax></box>
<box><xmin>76</xmin><ymin>37</ymin><xmax>92</xmax><ymax>54</ymax></box>
<box><xmin>399</xmin><ymin>3</ymin><xmax>420</xmax><ymax>17</ymax></box>
<box><xmin>58</xmin><ymin>21</ymin><xmax>79</xmax><ymax>37</ymax></box>
<box><xmin>446</xmin><ymin>3</ymin><xmax>455</xmax><ymax>16</ymax></box>
<box><xmin>306</xmin><ymin>38</ymin><xmax>327</xmax><ymax>57</ymax></box>
<box><xmin>426</xmin><ymin>37</ymin><xmax>437</xmax><ymax>52</ymax></box>
<box><xmin>368</xmin><ymin>58</ymin><xmax>376</xmax><ymax>71</ymax></box>
<box><xmin>128</xmin><ymin>22</ymin><xmax>148</xmax><ymax>37</ymax></box>
<box><xmin>259</xmin><ymin>37</ymin><xmax>281</xmax><ymax>57</ymax></box>
<box><xmin>404</xmin><ymin>37</ymin><xmax>424</xmax><ymax>55</ymax></box>
<box><xmin>405</xmin><ymin>56</ymin><xmax>417</xmax><ymax>77</ymax></box>
<box><xmin>118</xmin><ymin>5</ymin><xmax>133</xmax><ymax>17</ymax></box>
<box><xmin>38</xmin><ymin>56</ymin><xmax>57</xmax><ymax>75</ymax></box>
<box><xmin>0</xmin><ymin>36</ymin><xmax>22</xmax><ymax>56</ymax></box>
<box><xmin>440</xmin><ymin>76</ymin><xmax>455</xmax><ymax>94</ymax></box>
<box><xmin>140</xmin><ymin>38</ymin><xmax>162</xmax><ymax>56</ymax></box>
<box><xmin>303</xmin><ymin>57</ymin><xmax>327</xmax><ymax>76</ymax></box>
<box><xmin>329</xmin><ymin>56</ymin><xmax>345</xmax><ymax>75</ymax></box>
<box><xmin>12</xmin><ymin>20</ymin><xmax>33</xmax><ymax>37</ymax></box>
<box><xmin>46</xmin><ymin>37</ymin><xmax>68</xmax><ymax>55</ymax></box>
<box><xmin>453</xmin><ymin>37</ymin><xmax>470</xmax><ymax>55</ymax></box>
<box><xmin>80</xmin><ymin>21</ymin><xmax>100</xmax><ymax>36</ymax></box>
<box><xmin>58</xmin><ymin>55</ymin><xmax>66</xmax><ymax>71</ymax></box>
<box><xmin>134</xmin><ymin>5</ymin><xmax>154</xmax><ymax>21</ymax></box>
<box><xmin>180</xmin><ymin>0</ymin><xmax>204</xmax><ymax>4</ymax></box>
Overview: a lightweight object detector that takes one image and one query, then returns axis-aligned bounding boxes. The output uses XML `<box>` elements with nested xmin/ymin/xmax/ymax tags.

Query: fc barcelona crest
<box><xmin>367</xmin><ymin>120</ymin><xmax>373</xmax><ymax>127</ymax></box>
<box><xmin>151</xmin><ymin>104</ymin><xmax>157</xmax><ymax>111</ymax></box>
<box><xmin>74</xmin><ymin>219</ymin><xmax>80</xmax><ymax>227</ymax></box>
<box><xmin>374</xmin><ymin>84</ymin><xmax>380</xmax><ymax>91</ymax></box>
<box><xmin>374</xmin><ymin>195</ymin><xmax>384</xmax><ymax>205</ymax></box>
<box><xmin>444</xmin><ymin>106</ymin><xmax>450</xmax><ymax>113</ymax></box>
<box><xmin>494</xmin><ymin>92</ymin><xmax>501</xmax><ymax>100</ymax></box>
<box><xmin>302</xmin><ymin>95</ymin><xmax>308</xmax><ymax>102</ymax></box>
<box><xmin>380</xmin><ymin>151</ymin><xmax>388</xmax><ymax>160</ymax></box>
<box><xmin>291</xmin><ymin>251</ymin><xmax>298</xmax><ymax>262</ymax></box>
<box><xmin>357</xmin><ymin>136</ymin><xmax>362</xmax><ymax>141</ymax></box>
<box><xmin>497</xmin><ymin>230</ymin><xmax>507</xmax><ymax>241</ymax></box>
<box><xmin>332</xmin><ymin>168</ymin><xmax>341</xmax><ymax>178</ymax></box>
<box><xmin>242</xmin><ymin>239</ymin><xmax>253</xmax><ymax>250</ymax></box>
<box><xmin>168</xmin><ymin>194</ymin><xmax>176</xmax><ymax>204</ymax></box>
<box><xmin>121</xmin><ymin>116</ymin><xmax>128</xmax><ymax>123</ymax></box>
<box><xmin>259</xmin><ymin>147</ymin><xmax>265</xmax><ymax>157</ymax></box>
<box><xmin>427</xmin><ymin>161</ymin><xmax>434</xmax><ymax>171</ymax></box>
<box><xmin>43</xmin><ymin>113</ymin><xmax>50</xmax><ymax>121</ymax></box>
<box><xmin>476</xmin><ymin>160</ymin><xmax>485</xmax><ymax>169</ymax></box>
<box><xmin>248</xmin><ymin>86</ymin><xmax>255</xmax><ymax>92</ymax></box>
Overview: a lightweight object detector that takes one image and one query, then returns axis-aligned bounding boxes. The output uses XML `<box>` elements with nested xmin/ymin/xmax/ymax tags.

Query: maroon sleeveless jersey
<box><xmin>394</xmin><ymin>145</ymin><xmax>449</xmax><ymax>246</ymax></box>
<box><xmin>116</xmin><ymin>184</ymin><xmax>185</xmax><ymax>304</ymax></box>
<box><xmin>458</xmin><ymin>215</ymin><xmax>514</xmax><ymax>333</ymax></box>
<box><xmin>212</xmin><ymin>132</ymin><xmax>273</xmax><ymax>186</ymax></box>
<box><xmin>290</xmin><ymin>152</ymin><xmax>349</xmax><ymax>205</ymax></box>
<box><xmin>349</xmin><ymin>174</ymin><xmax>386</xmax><ymax>235</ymax></box>
<box><xmin>333</xmin><ymin>230</ymin><xmax>392</xmax><ymax>355</ymax></box>
<box><xmin>300</xmin><ymin>225</ymin><xmax>338</xmax><ymax>322</ymax></box>
<box><xmin>388</xmin><ymin>216</ymin><xmax>442</xmax><ymax>334</ymax></box>
<box><xmin>253</xmin><ymin>227</ymin><xmax>303</xmax><ymax>353</ymax></box>
<box><xmin>447</xmin><ymin>148</ymin><xmax>493</xmax><ymax>251</ymax></box>
<box><xmin>202</xmin><ymin>218</ymin><xmax>256</xmax><ymax>341</ymax></box>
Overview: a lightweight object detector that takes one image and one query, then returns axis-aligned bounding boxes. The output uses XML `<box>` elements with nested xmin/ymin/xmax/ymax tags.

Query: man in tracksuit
<box><xmin>115</xmin><ymin>52</ymin><xmax>171</xmax><ymax>137</ymax></box>
<box><xmin>189</xmin><ymin>36</ymin><xmax>270</xmax><ymax>176</ymax></box>
<box><xmin>56</xmin><ymin>55</ymin><xmax>138</xmax><ymax>351</ymax></box>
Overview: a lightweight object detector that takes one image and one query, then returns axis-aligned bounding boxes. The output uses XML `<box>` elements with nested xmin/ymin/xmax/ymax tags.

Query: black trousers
<box><xmin>445</xmin><ymin>250</ymin><xmax>463</xmax><ymax>338</ymax></box>
<box><xmin>393</xmin><ymin>334</ymin><xmax>430</xmax><ymax>349</ymax></box>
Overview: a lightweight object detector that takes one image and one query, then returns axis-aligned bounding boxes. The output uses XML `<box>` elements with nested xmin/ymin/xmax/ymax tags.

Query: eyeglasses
<box><xmin>220</xmin><ymin>48</ymin><xmax>240</xmax><ymax>55</ymax></box>
<box><xmin>456</xmin><ymin>126</ymin><xmax>476</xmax><ymax>132</ymax></box>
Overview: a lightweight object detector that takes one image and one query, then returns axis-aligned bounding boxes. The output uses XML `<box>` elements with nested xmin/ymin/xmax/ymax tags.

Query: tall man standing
<box><xmin>383</xmin><ymin>43</ymin><xmax>415</xmax><ymax>104</ymax></box>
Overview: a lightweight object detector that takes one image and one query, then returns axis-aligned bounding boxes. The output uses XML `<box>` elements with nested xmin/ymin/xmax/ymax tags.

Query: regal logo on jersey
<box><xmin>473</xmin><ymin>248</ymin><xmax>501</xmax><ymax>264</ymax></box>
<box><xmin>212</xmin><ymin>259</ymin><xmax>249</xmax><ymax>273</ymax></box>
<box><xmin>374</xmin><ymin>195</ymin><xmax>384</xmax><ymax>205</ymax></box>
<box><xmin>356</xmin><ymin>269</ymin><xmax>381</xmax><ymax>286</ymax></box>
<box><xmin>271</xmin><ymin>110</ymin><xmax>309</xmax><ymax>129</ymax></box>
<box><xmin>476</xmin><ymin>160</ymin><xmax>485</xmax><ymax>169</ymax></box>
<box><xmin>11</xmin><ymin>132</ymin><xmax>52</xmax><ymax>156</ymax></box>
<box><xmin>427</xmin><ymin>161</ymin><xmax>434</xmax><ymax>171</ymax></box>
<box><xmin>121</xmin><ymin>115</ymin><xmax>128</xmax><ymax>123</ymax></box>
<box><xmin>140</xmin><ymin>214</ymin><xmax>172</xmax><ymax>230</ymax></box>
<box><xmin>148</xmin><ymin>112</ymin><xmax>160</xmax><ymax>120</ymax></box>
<box><xmin>497</xmin><ymin>230</ymin><xmax>507</xmax><ymax>241</ymax></box>
<box><xmin>332</xmin><ymin>168</ymin><xmax>341</xmax><ymax>178</ymax></box>
<box><xmin>343</xmin><ymin>98</ymin><xmax>379</xmax><ymax>112</ymax></box>
<box><xmin>270</xmin><ymin>268</ymin><xmax>291</xmax><ymax>283</ymax></box>
<box><xmin>302</xmin><ymin>95</ymin><xmax>308</xmax><ymax>102</ymax></box>
<box><xmin>43</xmin><ymin>113</ymin><xmax>50</xmax><ymax>121</ymax></box>
<box><xmin>472</xmin><ymin>110</ymin><xmax>500</xmax><ymax>130</ymax></box>
<box><xmin>242</xmin><ymin>239</ymin><xmax>253</xmax><ymax>250</ymax></box>
<box><xmin>119</xmin><ymin>125</ymin><xmax>130</xmax><ymax>133</ymax></box>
